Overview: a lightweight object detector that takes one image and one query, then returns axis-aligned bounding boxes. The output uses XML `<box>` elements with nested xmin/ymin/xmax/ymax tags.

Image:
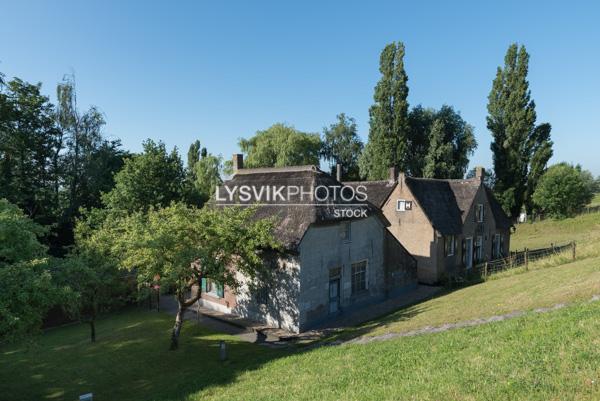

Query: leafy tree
<box><xmin>52</xmin><ymin>251</ymin><xmax>126</xmax><ymax>343</ymax></box>
<box><xmin>239</xmin><ymin>123</ymin><xmax>321</xmax><ymax>168</ymax></box>
<box><xmin>0</xmin><ymin>199</ymin><xmax>61</xmax><ymax>342</ymax></box>
<box><xmin>422</xmin><ymin>106</ymin><xmax>477</xmax><ymax>179</ymax></box>
<box><xmin>0</xmin><ymin>78</ymin><xmax>62</xmax><ymax>225</ymax></box>
<box><xmin>406</xmin><ymin>106</ymin><xmax>435</xmax><ymax>177</ymax></box>
<box><xmin>102</xmin><ymin>139</ymin><xmax>186</xmax><ymax>213</ymax></box>
<box><xmin>524</xmin><ymin>123</ymin><xmax>553</xmax><ymax>214</ymax></box>
<box><xmin>532</xmin><ymin>163</ymin><xmax>593</xmax><ymax>218</ymax></box>
<box><xmin>0</xmin><ymin>260</ymin><xmax>61</xmax><ymax>342</ymax></box>
<box><xmin>0</xmin><ymin>198</ymin><xmax>47</xmax><ymax>267</ymax></box>
<box><xmin>321</xmin><ymin>113</ymin><xmax>363</xmax><ymax>180</ymax></box>
<box><xmin>100</xmin><ymin>203</ymin><xmax>278</xmax><ymax>349</ymax></box>
<box><xmin>487</xmin><ymin>44</ymin><xmax>553</xmax><ymax>219</ymax></box>
<box><xmin>359</xmin><ymin>42</ymin><xmax>410</xmax><ymax>180</ymax></box>
<box><xmin>186</xmin><ymin>140</ymin><xmax>222</xmax><ymax>205</ymax></box>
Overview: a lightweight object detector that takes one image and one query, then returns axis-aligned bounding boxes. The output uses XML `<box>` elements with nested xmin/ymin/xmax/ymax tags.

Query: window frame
<box><xmin>351</xmin><ymin>260</ymin><xmax>368</xmax><ymax>295</ymax></box>
<box><xmin>476</xmin><ymin>204</ymin><xmax>485</xmax><ymax>223</ymax></box>
<box><xmin>396</xmin><ymin>199</ymin><xmax>412</xmax><ymax>212</ymax></box>
<box><xmin>340</xmin><ymin>221</ymin><xmax>352</xmax><ymax>242</ymax></box>
<box><xmin>475</xmin><ymin>235</ymin><xmax>483</xmax><ymax>262</ymax></box>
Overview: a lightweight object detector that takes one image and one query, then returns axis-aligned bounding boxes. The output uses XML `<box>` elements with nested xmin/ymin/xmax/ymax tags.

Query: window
<box><xmin>445</xmin><ymin>235</ymin><xmax>456</xmax><ymax>256</ymax></box>
<box><xmin>351</xmin><ymin>261</ymin><xmax>368</xmax><ymax>294</ymax></box>
<box><xmin>340</xmin><ymin>221</ymin><xmax>351</xmax><ymax>241</ymax></box>
<box><xmin>396</xmin><ymin>199</ymin><xmax>412</xmax><ymax>212</ymax></box>
<box><xmin>475</xmin><ymin>236</ymin><xmax>483</xmax><ymax>262</ymax></box>
<box><xmin>476</xmin><ymin>204</ymin><xmax>485</xmax><ymax>222</ymax></box>
<box><xmin>492</xmin><ymin>234</ymin><xmax>503</xmax><ymax>259</ymax></box>
<box><xmin>202</xmin><ymin>279</ymin><xmax>224</xmax><ymax>298</ymax></box>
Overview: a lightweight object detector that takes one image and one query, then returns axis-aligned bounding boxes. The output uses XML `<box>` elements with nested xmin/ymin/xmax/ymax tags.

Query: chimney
<box><xmin>475</xmin><ymin>166</ymin><xmax>485</xmax><ymax>182</ymax></box>
<box><xmin>233</xmin><ymin>154</ymin><xmax>244</xmax><ymax>172</ymax></box>
<box><xmin>336</xmin><ymin>163</ymin><xmax>342</xmax><ymax>182</ymax></box>
<box><xmin>389</xmin><ymin>166</ymin><xmax>398</xmax><ymax>182</ymax></box>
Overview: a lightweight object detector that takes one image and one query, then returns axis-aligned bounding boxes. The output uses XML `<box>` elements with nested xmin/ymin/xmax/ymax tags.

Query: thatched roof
<box><xmin>213</xmin><ymin>166</ymin><xmax>382</xmax><ymax>251</ymax></box>
<box><xmin>343</xmin><ymin>180</ymin><xmax>396</xmax><ymax>208</ymax></box>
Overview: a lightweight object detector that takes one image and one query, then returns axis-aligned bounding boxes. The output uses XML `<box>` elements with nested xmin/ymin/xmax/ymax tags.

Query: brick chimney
<box><xmin>336</xmin><ymin>163</ymin><xmax>342</xmax><ymax>182</ymax></box>
<box><xmin>389</xmin><ymin>166</ymin><xmax>398</xmax><ymax>183</ymax></box>
<box><xmin>475</xmin><ymin>166</ymin><xmax>485</xmax><ymax>182</ymax></box>
<box><xmin>233</xmin><ymin>154</ymin><xmax>244</xmax><ymax>172</ymax></box>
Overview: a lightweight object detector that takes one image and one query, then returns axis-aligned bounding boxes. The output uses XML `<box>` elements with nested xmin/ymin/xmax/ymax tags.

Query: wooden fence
<box><xmin>457</xmin><ymin>241</ymin><xmax>576</xmax><ymax>282</ymax></box>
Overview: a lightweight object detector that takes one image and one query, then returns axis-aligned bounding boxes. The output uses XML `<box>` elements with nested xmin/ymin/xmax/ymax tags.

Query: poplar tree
<box><xmin>359</xmin><ymin>42</ymin><xmax>410</xmax><ymax>180</ymax></box>
<box><xmin>487</xmin><ymin>44</ymin><xmax>553</xmax><ymax>219</ymax></box>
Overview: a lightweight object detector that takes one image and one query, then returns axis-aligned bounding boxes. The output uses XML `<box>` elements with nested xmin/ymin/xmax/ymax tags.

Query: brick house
<box><xmin>200</xmin><ymin>157</ymin><xmax>417</xmax><ymax>333</ymax></box>
<box><xmin>345</xmin><ymin>167</ymin><xmax>512</xmax><ymax>284</ymax></box>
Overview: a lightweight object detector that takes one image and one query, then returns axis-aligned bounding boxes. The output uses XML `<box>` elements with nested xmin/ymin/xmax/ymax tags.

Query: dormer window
<box><xmin>476</xmin><ymin>204</ymin><xmax>484</xmax><ymax>222</ymax></box>
<box><xmin>396</xmin><ymin>199</ymin><xmax>412</xmax><ymax>212</ymax></box>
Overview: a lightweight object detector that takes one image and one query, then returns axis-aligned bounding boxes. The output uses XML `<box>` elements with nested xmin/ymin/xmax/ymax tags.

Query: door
<box><xmin>465</xmin><ymin>237</ymin><xmax>473</xmax><ymax>269</ymax></box>
<box><xmin>329</xmin><ymin>278</ymin><xmax>340</xmax><ymax>314</ymax></box>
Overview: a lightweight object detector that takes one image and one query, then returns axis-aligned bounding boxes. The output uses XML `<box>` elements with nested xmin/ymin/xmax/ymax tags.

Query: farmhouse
<box><xmin>345</xmin><ymin>167</ymin><xmax>512</xmax><ymax>284</ymax></box>
<box><xmin>200</xmin><ymin>156</ymin><xmax>418</xmax><ymax>333</ymax></box>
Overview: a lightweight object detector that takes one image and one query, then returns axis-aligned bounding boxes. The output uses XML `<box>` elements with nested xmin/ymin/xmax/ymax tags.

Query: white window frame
<box><xmin>396</xmin><ymin>199</ymin><xmax>412</xmax><ymax>212</ymax></box>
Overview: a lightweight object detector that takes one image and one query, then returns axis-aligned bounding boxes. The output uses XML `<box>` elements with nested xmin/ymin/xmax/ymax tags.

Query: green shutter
<box><xmin>216</xmin><ymin>282</ymin><xmax>224</xmax><ymax>298</ymax></box>
<box><xmin>201</xmin><ymin>278</ymin><xmax>207</xmax><ymax>293</ymax></box>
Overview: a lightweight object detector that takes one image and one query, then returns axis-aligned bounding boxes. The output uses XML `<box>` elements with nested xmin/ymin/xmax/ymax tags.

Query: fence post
<box><xmin>525</xmin><ymin>248</ymin><xmax>529</xmax><ymax>271</ymax></box>
<box><xmin>484</xmin><ymin>262</ymin><xmax>488</xmax><ymax>280</ymax></box>
<box><xmin>572</xmin><ymin>241</ymin><xmax>576</xmax><ymax>261</ymax></box>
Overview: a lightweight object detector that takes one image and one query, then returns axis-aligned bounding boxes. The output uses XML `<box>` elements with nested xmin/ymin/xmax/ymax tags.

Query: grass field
<box><xmin>2</xmin><ymin>213</ymin><xmax>600</xmax><ymax>401</ymax></box>
<box><xmin>1</xmin><ymin>300</ymin><xmax>599</xmax><ymax>401</ymax></box>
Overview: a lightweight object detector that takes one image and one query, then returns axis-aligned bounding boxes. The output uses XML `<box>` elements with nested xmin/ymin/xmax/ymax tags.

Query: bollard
<box><xmin>219</xmin><ymin>340</ymin><xmax>227</xmax><ymax>361</ymax></box>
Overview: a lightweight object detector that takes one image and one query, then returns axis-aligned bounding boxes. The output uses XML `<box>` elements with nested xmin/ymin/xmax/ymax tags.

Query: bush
<box><xmin>532</xmin><ymin>163</ymin><xmax>594</xmax><ymax>218</ymax></box>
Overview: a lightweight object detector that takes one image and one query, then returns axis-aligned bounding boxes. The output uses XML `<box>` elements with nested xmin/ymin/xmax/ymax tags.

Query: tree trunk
<box><xmin>90</xmin><ymin>320</ymin><xmax>96</xmax><ymax>343</ymax></box>
<box><xmin>170</xmin><ymin>303</ymin><xmax>186</xmax><ymax>350</ymax></box>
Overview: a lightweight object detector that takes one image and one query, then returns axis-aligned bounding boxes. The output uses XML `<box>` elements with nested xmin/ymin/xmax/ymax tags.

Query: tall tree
<box><xmin>422</xmin><ymin>106</ymin><xmax>477</xmax><ymax>179</ymax></box>
<box><xmin>239</xmin><ymin>123</ymin><xmax>322</xmax><ymax>168</ymax></box>
<box><xmin>0</xmin><ymin>78</ymin><xmax>61</xmax><ymax>225</ymax></box>
<box><xmin>359</xmin><ymin>42</ymin><xmax>410</xmax><ymax>180</ymax></box>
<box><xmin>185</xmin><ymin>140</ymin><xmax>222</xmax><ymax>205</ymax></box>
<box><xmin>487</xmin><ymin>44</ymin><xmax>553</xmax><ymax>219</ymax></box>
<box><xmin>406</xmin><ymin>106</ymin><xmax>435</xmax><ymax>177</ymax></box>
<box><xmin>524</xmin><ymin>123</ymin><xmax>553</xmax><ymax>214</ymax></box>
<box><xmin>321</xmin><ymin>113</ymin><xmax>363</xmax><ymax>180</ymax></box>
<box><xmin>102</xmin><ymin>139</ymin><xmax>186</xmax><ymax>213</ymax></box>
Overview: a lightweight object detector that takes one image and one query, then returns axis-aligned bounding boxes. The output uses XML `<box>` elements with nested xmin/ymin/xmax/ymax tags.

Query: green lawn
<box><xmin>511</xmin><ymin>210</ymin><xmax>600</xmax><ymax>250</ymax></box>
<box><xmin>2</xmin><ymin>301</ymin><xmax>599</xmax><ymax>401</ymax></box>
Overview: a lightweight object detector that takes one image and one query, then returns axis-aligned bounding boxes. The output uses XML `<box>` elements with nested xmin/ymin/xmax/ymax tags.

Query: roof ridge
<box><xmin>233</xmin><ymin>165</ymin><xmax>320</xmax><ymax>175</ymax></box>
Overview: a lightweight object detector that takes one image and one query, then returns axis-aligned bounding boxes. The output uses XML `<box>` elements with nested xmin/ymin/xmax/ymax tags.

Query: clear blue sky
<box><xmin>2</xmin><ymin>0</ymin><xmax>599</xmax><ymax>174</ymax></box>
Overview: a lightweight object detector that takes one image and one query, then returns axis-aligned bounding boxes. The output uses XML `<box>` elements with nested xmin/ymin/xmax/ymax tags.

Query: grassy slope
<box><xmin>1</xmin><ymin>302</ymin><xmax>599</xmax><ymax>401</ymax></box>
<box><xmin>511</xmin><ymin>210</ymin><xmax>600</xmax><ymax>250</ymax></box>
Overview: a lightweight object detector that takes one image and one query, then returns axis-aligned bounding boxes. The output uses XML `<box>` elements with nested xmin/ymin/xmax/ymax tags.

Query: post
<box><xmin>219</xmin><ymin>340</ymin><xmax>227</xmax><ymax>361</ymax></box>
<box><xmin>572</xmin><ymin>241</ymin><xmax>576</xmax><ymax>261</ymax></box>
<box><xmin>524</xmin><ymin>248</ymin><xmax>528</xmax><ymax>270</ymax></box>
<box><xmin>484</xmin><ymin>262</ymin><xmax>488</xmax><ymax>279</ymax></box>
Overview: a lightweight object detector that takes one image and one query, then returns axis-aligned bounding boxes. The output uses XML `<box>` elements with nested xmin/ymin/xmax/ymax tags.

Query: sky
<box><xmin>1</xmin><ymin>0</ymin><xmax>599</xmax><ymax>174</ymax></box>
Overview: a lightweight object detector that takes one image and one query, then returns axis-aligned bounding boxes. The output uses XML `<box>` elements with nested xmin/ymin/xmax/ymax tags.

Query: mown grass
<box><xmin>511</xmin><ymin>210</ymin><xmax>600</xmax><ymax>250</ymax></box>
<box><xmin>2</xmin><ymin>301</ymin><xmax>599</xmax><ymax>401</ymax></box>
<box><xmin>338</xmin><ymin>253</ymin><xmax>600</xmax><ymax>339</ymax></box>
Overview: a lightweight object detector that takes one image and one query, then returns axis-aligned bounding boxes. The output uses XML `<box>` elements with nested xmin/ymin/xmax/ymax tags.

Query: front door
<box><xmin>465</xmin><ymin>237</ymin><xmax>473</xmax><ymax>269</ymax></box>
<box><xmin>329</xmin><ymin>278</ymin><xmax>340</xmax><ymax>314</ymax></box>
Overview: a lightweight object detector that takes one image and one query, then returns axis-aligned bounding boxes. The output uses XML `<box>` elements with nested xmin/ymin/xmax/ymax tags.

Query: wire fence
<box><xmin>451</xmin><ymin>241</ymin><xmax>576</xmax><ymax>285</ymax></box>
